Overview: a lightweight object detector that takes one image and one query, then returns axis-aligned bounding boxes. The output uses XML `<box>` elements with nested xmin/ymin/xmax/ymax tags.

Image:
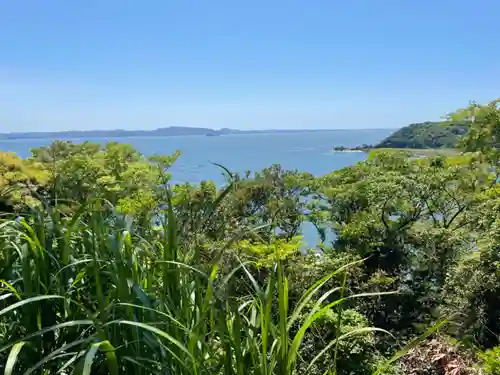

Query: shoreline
<box><xmin>332</xmin><ymin>149</ymin><xmax>366</xmax><ymax>153</ymax></box>
<box><xmin>332</xmin><ymin>147</ymin><xmax>458</xmax><ymax>156</ymax></box>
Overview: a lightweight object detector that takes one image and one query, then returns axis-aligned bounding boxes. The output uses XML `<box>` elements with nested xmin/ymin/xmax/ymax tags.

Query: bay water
<box><xmin>0</xmin><ymin>129</ymin><xmax>393</xmax><ymax>247</ymax></box>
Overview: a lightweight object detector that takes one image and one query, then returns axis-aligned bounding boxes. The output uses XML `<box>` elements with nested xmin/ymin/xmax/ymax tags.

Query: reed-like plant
<box><xmin>0</xmin><ymin>185</ymin><xmax>441</xmax><ymax>374</ymax></box>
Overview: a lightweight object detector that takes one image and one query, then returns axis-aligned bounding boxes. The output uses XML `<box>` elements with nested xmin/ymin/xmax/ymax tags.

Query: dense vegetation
<box><xmin>1</xmin><ymin>99</ymin><xmax>500</xmax><ymax>374</ymax></box>
<box><xmin>374</xmin><ymin>121</ymin><xmax>469</xmax><ymax>149</ymax></box>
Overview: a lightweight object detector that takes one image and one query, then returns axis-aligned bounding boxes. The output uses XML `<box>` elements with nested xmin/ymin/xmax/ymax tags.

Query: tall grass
<box><xmin>0</xmin><ymin>188</ymin><xmax>430</xmax><ymax>374</ymax></box>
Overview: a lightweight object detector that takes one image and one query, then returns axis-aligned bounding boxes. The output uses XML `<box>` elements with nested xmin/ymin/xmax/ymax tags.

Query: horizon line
<box><xmin>1</xmin><ymin>126</ymin><xmax>397</xmax><ymax>135</ymax></box>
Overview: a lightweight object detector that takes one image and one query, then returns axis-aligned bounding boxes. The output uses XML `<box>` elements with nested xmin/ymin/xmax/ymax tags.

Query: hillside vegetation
<box><xmin>375</xmin><ymin>121</ymin><xmax>469</xmax><ymax>149</ymax></box>
<box><xmin>1</xmin><ymin>99</ymin><xmax>500</xmax><ymax>374</ymax></box>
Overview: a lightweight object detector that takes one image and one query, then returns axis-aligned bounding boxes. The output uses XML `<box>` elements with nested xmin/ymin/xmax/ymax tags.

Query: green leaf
<box><xmin>5</xmin><ymin>342</ymin><xmax>27</xmax><ymax>375</ymax></box>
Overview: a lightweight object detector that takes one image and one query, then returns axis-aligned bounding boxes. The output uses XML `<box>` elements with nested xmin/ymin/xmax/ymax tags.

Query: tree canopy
<box><xmin>1</xmin><ymin>99</ymin><xmax>500</xmax><ymax>374</ymax></box>
<box><xmin>374</xmin><ymin>121</ymin><xmax>469</xmax><ymax>149</ymax></box>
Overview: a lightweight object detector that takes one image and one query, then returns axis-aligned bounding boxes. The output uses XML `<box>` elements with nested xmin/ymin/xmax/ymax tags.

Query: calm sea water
<box><xmin>0</xmin><ymin>129</ymin><xmax>393</xmax><ymax>246</ymax></box>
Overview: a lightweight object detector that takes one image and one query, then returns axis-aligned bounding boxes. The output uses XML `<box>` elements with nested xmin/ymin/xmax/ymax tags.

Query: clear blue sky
<box><xmin>0</xmin><ymin>1</ymin><xmax>498</xmax><ymax>132</ymax></box>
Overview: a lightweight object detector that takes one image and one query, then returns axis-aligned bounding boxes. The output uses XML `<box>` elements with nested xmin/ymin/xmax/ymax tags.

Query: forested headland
<box><xmin>335</xmin><ymin>114</ymin><xmax>470</xmax><ymax>153</ymax></box>
<box><xmin>374</xmin><ymin>121</ymin><xmax>469</xmax><ymax>149</ymax></box>
<box><xmin>1</xmin><ymin>100</ymin><xmax>500</xmax><ymax>374</ymax></box>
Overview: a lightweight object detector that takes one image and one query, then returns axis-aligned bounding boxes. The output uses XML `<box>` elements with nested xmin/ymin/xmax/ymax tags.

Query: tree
<box><xmin>449</xmin><ymin>99</ymin><xmax>500</xmax><ymax>153</ymax></box>
<box><xmin>29</xmin><ymin>141</ymin><xmax>180</xmax><ymax>218</ymax></box>
<box><xmin>0</xmin><ymin>152</ymin><xmax>49</xmax><ymax>213</ymax></box>
<box><xmin>312</xmin><ymin>148</ymin><xmax>490</xmax><ymax>338</ymax></box>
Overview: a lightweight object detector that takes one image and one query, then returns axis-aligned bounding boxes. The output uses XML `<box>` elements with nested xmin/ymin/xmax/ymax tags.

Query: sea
<box><xmin>0</xmin><ymin>129</ymin><xmax>393</xmax><ymax>247</ymax></box>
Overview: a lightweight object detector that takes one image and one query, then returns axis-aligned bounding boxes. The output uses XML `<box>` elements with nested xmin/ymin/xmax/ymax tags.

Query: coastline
<box><xmin>332</xmin><ymin>146</ymin><xmax>458</xmax><ymax>156</ymax></box>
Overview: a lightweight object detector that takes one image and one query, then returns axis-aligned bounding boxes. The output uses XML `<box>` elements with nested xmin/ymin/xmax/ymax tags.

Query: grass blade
<box><xmin>81</xmin><ymin>340</ymin><xmax>118</xmax><ymax>375</ymax></box>
<box><xmin>0</xmin><ymin>295</ymin><xmax>64</xmax><ymax>316</ymax></box>
<box><xmin>5</xmin><ymin>341</ymin><xmax>27</xmax><ymax>375</ymax></box>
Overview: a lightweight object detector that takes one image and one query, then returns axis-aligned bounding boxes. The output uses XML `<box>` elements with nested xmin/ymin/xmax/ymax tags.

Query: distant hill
<box><xmin>374</xmin><ymin>121</ymin><xmax>469</xmax><ymax>149</ymax></box>
<box><xmin>0</xmin><ymin>126</ymin><xmax>363</xmax><ymax>141</ymax></box>
<box><xmin>0</xmin><ymin>126</ymin><xmax>225</xmax><ymax>140</ymax></box>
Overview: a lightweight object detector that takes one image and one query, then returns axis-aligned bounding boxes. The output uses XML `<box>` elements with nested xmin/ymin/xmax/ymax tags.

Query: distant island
<box><xmin>0</xmin><ymin>126</ymin><xmax>385</xmax><ymax>141</ymax></box>
<box><xmin>333</xmin><ymin>121</ymin><xmax>469</xmax><ymax>153</ymax></box>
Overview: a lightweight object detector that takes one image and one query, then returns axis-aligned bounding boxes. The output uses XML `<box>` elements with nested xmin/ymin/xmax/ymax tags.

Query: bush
<box><xmin>479</xmin><ymin>346</ymin><xmax>500</xmax><ymax>374</ymax></box>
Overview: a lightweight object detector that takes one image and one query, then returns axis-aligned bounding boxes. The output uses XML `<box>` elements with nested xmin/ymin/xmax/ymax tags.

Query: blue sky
<box><xmin>0</xmin><ymin>1</ymin><xmax>498</xmax><ymax>131</ymax></box>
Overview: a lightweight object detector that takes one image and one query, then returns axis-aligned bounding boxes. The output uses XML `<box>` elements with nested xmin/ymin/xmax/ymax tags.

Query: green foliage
<box><xmin>235</xmin><ymin>235</ymin><xmax>304</xmax><ymax>267</ymax></box>
<box><xmin>312</xmin><ymin>145</ymin><xmax>492</xmax><ymax>346</ymax></box>
<box><xmin>29</xmin><ymin>140</ymin><xmax>180</xmax><ymax>216</ymax></box>
<box><xmin>4</xmin><ymin>99</ymin><xmax>500</xmax><ymax>373</ymax></box>
<box><xmin>0</xmin><ymin>152</ymin><xmax>49</xmax><ymax>211</ymax></box>
<box><xmin>375</xmin><ymin>121</ymin><xmax>469</xmax><ymax>149</ymax></box>
<box><xmin>449</xmin><ymin>99</ymin><xmax>500</xmax><ymax>152</ymax></box>
<box><xmin>297</xmin><ymin>309</ymin><xmax>386</xmax><ymax>375</ymax></box>
<box><xmin>0</xmin><ymin>200</ymin><xmax>393</xmax><ymax>375</ymax></box>
<box><xmin>479</xmin><ymin>346</ymin><xmax>500</xmax><ymax>374</ymax></box>
<box><xmin>229</xmin><ymin>165</ymin><xmax>313</xmax><ymax>241</ymax></box>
